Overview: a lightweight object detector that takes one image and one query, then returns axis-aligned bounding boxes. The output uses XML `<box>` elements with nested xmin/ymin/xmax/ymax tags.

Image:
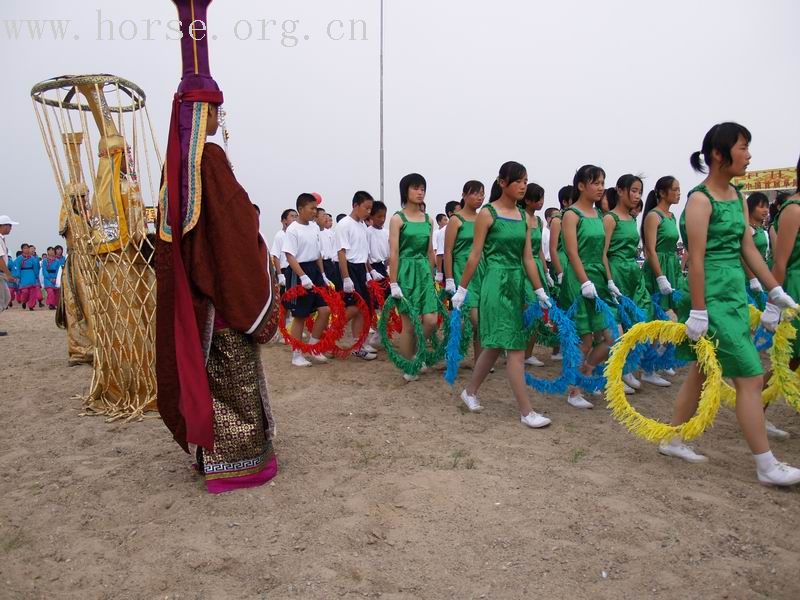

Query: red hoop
<box><xmin>279</xmin><ymin>284</ymin><xmax>347</xmax><ymax>355</ymax></box>
<box><xmin>331</xmin><ymin>290</ymin><xmax>373</xmax><ymax>358</ymax></box>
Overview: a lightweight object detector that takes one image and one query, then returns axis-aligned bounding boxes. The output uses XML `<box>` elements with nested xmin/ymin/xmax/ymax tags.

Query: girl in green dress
<box><xmin>640</xmin><ymin>176</ymin><xmax>687</xmax><ymax>387</ymax></box>
<box><xmin>388</xmin><ymin>173</ymin><xmax>439</xmax><ymax>382</ymax></box>
<box><xmin>444</xmin><ymin>180</ymin><xmax>485</xmax><ymax>360</ymax></box>
<box><xmin>664</xmin><ymin>122</ymin><xmax>800</xmax><ymax>487</ymax></box>
<box><xmin>520</xmin><ymin>183</ymin><xmax>556</xmax><ymax>366</ymax></box>
<box><xmin>559</xmin><ymin>165</ymin><xmax>614</xmax><ymax>410</ymax></box>
<box><xmin>601</xmin><ymin>174</ymin><xmax>653</xmax><ymax>394</ymax></box>
<box><xmin>452</xmin><ymin>161</ymin><xmax>552</xmax><ymax>429</ymax></box>
<box><xmin>743</xmin><ymin>192</ymin><xmax>770</xmax><ymax>304</ymax></box>
<box><xmin>548</xmin><ymin>185</ymin><xmax>575</xmax><ymax>293</ymax></box>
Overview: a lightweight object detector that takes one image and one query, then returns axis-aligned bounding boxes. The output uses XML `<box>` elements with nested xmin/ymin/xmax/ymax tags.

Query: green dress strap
<box><xmin>395</xmin><ymin>210</ymin><xmax>408</xmax><ymax>223</ymax></box>
<box><xmin>485</xmin><ymin>204</ymin><xmax>498</xmax><ymax>220</ymax></box>
<box><xmin>453</xmin><ymin>213</ymin><xmax>466</xmax><ymax>224</ymax></box>
<box><xmin>606</xmin><ymin>211</ymin><xmax>621</xmax><ymax>225</ymax></box>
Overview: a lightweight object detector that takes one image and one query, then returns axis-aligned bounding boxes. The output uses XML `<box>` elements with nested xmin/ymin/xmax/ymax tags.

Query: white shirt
<box><xmin>368</xmin><ymin>226</ymin><xmax>389</xmax><ymax>263</ymax></box>
<box><xmin>319</xmin><ymin>228</ymin><xmax>338</xmax><ymax>261</ymax></box>
<box><xmin>0</xmin><ymin>233</ymin><xmax>8</xmax><ymax>261</ymax></box>
<box><xmin>541</xmin><ymin>225</ymin><xmax>551</xmax><ymax>261</ymax></box>
<box><xmin>270</xmin><ymin>229</ymin><xmax>288</xmax><ymax>269</ymax></box>
<box><xmin>335</xmin><ymin>216</ymin><xmax>370</xmax><ymax>264</ymax></box>
<box><xmin>434</xmin><ymin>226</ymin><xmax>446</xmax><ymax>257</ymax></box>
<box><xmin>283</xmin><ymin>221</ymin><xmax>321</xmax><ymax>263</ymax></box>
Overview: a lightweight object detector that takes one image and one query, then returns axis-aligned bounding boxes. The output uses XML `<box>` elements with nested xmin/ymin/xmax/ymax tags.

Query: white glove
<box><xmin>545</xmin><ymin>272</ymin><xmax>554</xmax><ymax>289</ymax></box>
<box><xmin>656</xmin><ymin>275</ymin><xmax>673</xmax><ymax>296</ymax></box>
<box><xmin>534</xmin><ymin>287</ymin><xmax>552</xmax><ymax>309</ymax></box>
<box><xmin>557</xmin><ymin>272</ymin><xmax>564</xmax><ymax>285</ymax></box>
<box><xmin>323</xmin><ymin>274</ymin><xmax>332</xmax><ymax>287</ymax></box>
<box><xmin>300</xmin><ymin>274</ymin><xmax>313</xmax><ymax>290</ymax></box>
<box><xmin>343</xmin><ymin>277</ymin><xmax>355</xmax><ymax>293</ymax></box>
<box><xmin>760</xmin><ymin>303</ymin><xmax>782</xmax><ymax>332</ymax></box>
<box><xmin>365</xmin><ymin>271</ymin><xmax>373</xmax><ymax>282</ymax></box>
<box><xmin>607</xmin><ymin>280</ymin><xmax>622</xmax><ymax>300</ymax></box>
<box><xmin>768</xmin><ymin>285</ymin><xmax>798</xmax><ymax>310</ymax></box>
<box><xmin>370</xmin><ymin>269</ymin><xmax>384</xmax><ymax>282</ymax></box>
<box><xmin>445</xmin><ymin>278</ymin><xmax>456</xmax><ymax>294</ymax></box>
<box><xmin>580</xmin><ymin>281</ymin><xmax>597</xmax><ymax>299</ymax></box>
<box><xmin>685</xmin><ymin>309</ymin><xmax>709</xmax><ymax>341</ymax></box>
<box><xmin>435</xmin><ymin>272</ymin><xmax>444</xmax><ymax>284</ymax></box>
<box><xmin>278</xmin><ymin>273</ymin><xmax>286</xmax><ymax>287</ymax></box>
<box><xmin>452</xmin><ymin>286</ymin><xmax>468</xmax><ymax>310</ymax></box>
<box><xmin>749</xmin><ymin>278</ymin><xmax>763</xmax><ymax>293</ymax></box>
<box><xmin>390</xmin><ymin>282</ymin><xmax>404</xmax><ymax>299</ymax></box>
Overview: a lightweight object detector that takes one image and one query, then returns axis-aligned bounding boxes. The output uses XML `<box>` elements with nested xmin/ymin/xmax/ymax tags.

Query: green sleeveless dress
<box><xmin>549</xmin><ymin>211</ymin><xmax>569</xmax><ymax>283</ymax></box>
<box><xmin>479</xmin><ymin>205</ymin><xmax>529</xmax><ymax>350</ymax></box>
<box><xmin>676</xmin><ymin>184</ymin><xmax>762</xmax><ymax>377</ymax></box>
<box><xmin>606</xmin><ymin>212</ymin><xmax>653</xmax><ymax>322</ymax></box>
<box><xmin>451</xmin><ymin>213</ymin><xmax>482</xmax><ymax>311</ymax></box>
<box><xmin>558</xmin><ymin>207</ymin><xmax>609</xmax><ymax>336</ymax></box>
<box><xmin>773</xmin><ymin>199</ymin><xmax>800</xmax><ymax>358</ymax></box>
<box><xmin>643</xmin><ymin>209</ymin><xmax>687</xmax><ymax>310</ymax></box>
<box><xmin>395</xmin><ymin>211</ymin><xmax>438</xmax><ymax>316</ymax></box>
<box><xmin>752</xmin><ymin>225</ymin><xmax>768</xmax><ymax>260</ymax></box>
<box><xmin>524</xmin><ymin>215</ymin><xmax>549</xmax><ymax>299</ymax></box>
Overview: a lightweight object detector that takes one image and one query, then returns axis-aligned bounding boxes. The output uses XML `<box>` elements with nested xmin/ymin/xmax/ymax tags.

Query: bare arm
<box><xmin>684</xmin><ymin>192</ymin><xmax>711</xmax><ymax>310</ymax></box>
<box><xmin>458</xmin><ymin>209</ymin><xmax>492</xmax><ymax>288</ymax></box>
<box><xmin>769</xmin><ymin>204</ymin><xmax>800</xmax><ymax>287</ymax></box>
<box><xmin>286</xmin><ymin>253</ymin><xmax>305</xmax><ymax>278</ymax></box>
<box><xmin>602</xmin><ymin>214</ymin><xmax>616</xmax><ymax>281</ymax></box>
<box><xmin>428</xmin><ymin>221</ymin><xmax>436</xmax><ymax>271</ymax></box>
<box><xmin>388</xmin><ymin>214</ymin><xmax>402</xmax><ymax>284</ymax></box>
<box><xmin>337</xmin><ymin>248</ymin><xmax>350</xmax><ymax>279</ymax></box>
<box><xmin>549</xmin><ymin>216</ymin><xmax>563</xmax><ymax>274</ymax></box>
<box><xmin>443</xmin><ymin>217</ymin><xmax>461</xmax><ymax>280</ymax></box>
<box><xmin>643</xmin><ymin>212</ymin><xmax>663</xmax><ymax>277</ymax></box>
<box><xmin>563</xmin><ymin>210</ymin><xmax>589</xmax><ymax>284</ymax></box>
<box><xmin>0</xmin><ymin>257</ymin><xmax>13</xmax><ymax>281</ymax></box>
<box><xmin>522</xmin><ymin>223</ymin><xmax>544</xmax><ymax>290</ymax></box>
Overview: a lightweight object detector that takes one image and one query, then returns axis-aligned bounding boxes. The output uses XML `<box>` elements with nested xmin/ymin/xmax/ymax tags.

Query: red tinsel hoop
<box><xmin>279</xmin><ymin>284</ymin><xmax>347</xmax><ymax>355</ymax></box>
<box><xmin>368</xmin><ymin>278</ymin><xmax>389</xmax><ymax>330</ymax></box>
<box><xmin>332</xmin><ymin>290</ymin><xmax>373</xmax><ymax>359</ymax></box>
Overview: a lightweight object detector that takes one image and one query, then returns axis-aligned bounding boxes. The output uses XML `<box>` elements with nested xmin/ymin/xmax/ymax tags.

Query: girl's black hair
<box><xmin>444</xmin><ymin>201</ymin><xmax>461</xmax><ymax>216</ymax></box>
<box><xmin>519</xmin><ymin>183</ymin><xmax>544</xmax><ymax>209</ymax></box>
<box><xmin>641</xmin><ymin>176</ymin><xmax>676</xmax><ymax>242</ymax></box>
<box><xmin>796</xmin><ymin>153</ymin><xmax>800</xmax><ymax>194</ymax></box>
<box><xmin>690</xmin><ymin>122</ymin><xmax>752</xmax><ymax>173</ymax></box>
<box><xmin>572</xmin><ymin>165</ymin><xmax>606</xmax><ymax>201</ymax></box>
<box><xmin>769</xmin><ymin>192</ymin><xmax>790</xmax><ymax>227</ymax></box>
<box><xmin>462</xmin><ymin>180</ymin><xmax>484</xmax><ymax>197</ymax></box>
<box><xmin>497</xmin><ymin>161</ymin><xmax>527</xmax><ymax>186</ymax></box>
<box><xmin>488</xmin><ymin>180</ymin><xmax>502</xmax><ymax>203</ymax></box>
<box><xmin>370</xmin><ymin>200</ymin><xmax>387</xmax><ymax>216</ymax></box>
<box><xmin>399</xmin><ymin>173</ymin><xmax>426</xmax><ymax>207</ymax></box>
<box><xmin>746</xmin><ymin>192</ymin><xmax>769</xmax><ymax>214</ymax></box>
<box><xmin>607</xmin><ymin>174</ymin><xmax>644</xmax><ymax>211</ymax></box>
<box><xmin>557</xmin><ymin>185</ymin><xmax>574</xmax><ymax>209</ymax></box>
<box><xmin>352</xmin><ymin>190</ymin><xmax>374</xmax><ymax>206</ymax></box>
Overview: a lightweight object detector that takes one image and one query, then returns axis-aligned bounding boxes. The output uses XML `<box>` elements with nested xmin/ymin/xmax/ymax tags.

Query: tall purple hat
<box><xmin>163</xmin><ymin>0</ymin><xmax>224</xmax><ymax>451</ymax></box>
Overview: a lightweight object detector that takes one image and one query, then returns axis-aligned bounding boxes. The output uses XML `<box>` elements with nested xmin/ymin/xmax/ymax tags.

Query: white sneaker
<box><xmin>642</xmin><ymin>372</ymin><xmax>672</xmax><ymax>387</ymax></box>
<box><xmin>362</xmin><ymin>343</ymin><xmax>379</xmax><ymax>354</ymax></box>
<box><xmin>291</xmin><ymin>354</ymin><xmax>312</xmax><ymax>368</ymax></box>
<box><xmin>460</xmin><ymin>389</ymin><xmax>484</xmax><ymax>413</ymax></box>
<box><xmin>308</xmin><ymin>353</ymin><xmax>329</xmax><ymax>364</ymax></box>
<box><xmin>765</xmin><ymin>420</ymin><xmax>790</xmax><ymax>440</ymax></box>
<box><xmin>622</xmin><ymin>373</ymin><xmax>642</xmax><ymax>390</ymax></box>
<box><xmin>658</xmin><ymin>440</ymin><xmax>708</xmax><ymax>464</ymax></box>
<box><xmin>662</xmin><ymin>368</ymin><xmax>677</xmax><ymax>377</ymax></box>
<box><xmin>352</xmin><ymin>349</ymin><xmax>377</xmax><ymax>361</ymax></box>
<box><xmin>624</xmin><ymin>383</ymin><xmax>635</xmax><ymax>395</ymax></box>
<box><xmin>525</xmin><ymin>356</ymin><xmax>545</xmax><ymax>367</ymax></box>
<box><xmin>520</xmin><ymin>411</ymin><xmax>551</xmax><ymax>428</ymax></box>
<box><xmin>367</xmin><ymin>331</ymin><xmax>382</xmax><ymax>348</ymax></box>
<box><xmin>757</xmin><ymin>461</ymin><xmax>800</xmax><ymax>486</ymax></box>
<box><xmin>567</xmin><ymin>394</ymin><xmax>594</xmax><ymax>409</ymax></box>
<box><xmin>551</xmin><ymin>353</ymin><xmax>563</xmax><ymax>361</ymax></box>
<box><xmin>403</xmin><ymin>373</ymin><xmax>419</xmax><ymax>383</ymax></box>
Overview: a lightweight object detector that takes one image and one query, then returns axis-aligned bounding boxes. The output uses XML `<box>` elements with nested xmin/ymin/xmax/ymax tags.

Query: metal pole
<box><xmin>379</xmin><ymin>0</ymin><xmax>385</xmax><ymax>203</ymax></box>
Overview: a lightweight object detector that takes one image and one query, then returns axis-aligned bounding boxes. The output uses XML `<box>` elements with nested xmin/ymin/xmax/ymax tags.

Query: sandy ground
<box><xmin>1</xmin><ymin>307</ymin><xmax>800</xmax><ymax>600</ymax></box>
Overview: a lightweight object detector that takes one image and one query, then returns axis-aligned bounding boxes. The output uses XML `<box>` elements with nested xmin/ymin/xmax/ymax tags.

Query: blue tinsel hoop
<box><xmin>443</xmin><ymin>292</ymin><xmax>472</xmax><ymax>384</ymax></box>
<box><xmin>523</xmin><ymin>302</ymin><xmax>584</xmax><ymax>395</ymax></box>
<box><xmin>643</xmin><ymin>291</ymin><xmax>688</xmax><ymax>372</ymax></box>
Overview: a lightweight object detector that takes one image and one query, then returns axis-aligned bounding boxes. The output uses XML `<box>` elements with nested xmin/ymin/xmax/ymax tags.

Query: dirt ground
<box><xmin>1</xmin><ymin>308</ymin><xmax>799</xmax><ymax>600</ymax></box>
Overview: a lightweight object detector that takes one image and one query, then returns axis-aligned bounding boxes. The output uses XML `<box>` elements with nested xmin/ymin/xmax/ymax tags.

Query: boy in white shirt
<box><xmin>367</xmin><ymin>201</ymin><xmax>389</xmax><ymax>278</ymax></box>
<box><xmin>283</xmin><ymin>194</ymin><xmax>330</xmax><ymax>367</ymax></box>
<box><xmin>271</xmin><ymin>208</ymin><xmax>297</xmax><ymax>292</ymax></box>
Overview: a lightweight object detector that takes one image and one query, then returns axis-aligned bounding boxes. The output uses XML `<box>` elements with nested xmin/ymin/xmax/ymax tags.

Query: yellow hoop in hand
<box><xmin>764</xmin><ymin>308</ymin><xmax>800</xmax><ymax>413</ymax></box>
<box><xmin>605</xmin><ymin>320</ymin><xmax>722</xmax><ymax>443</ymax></box>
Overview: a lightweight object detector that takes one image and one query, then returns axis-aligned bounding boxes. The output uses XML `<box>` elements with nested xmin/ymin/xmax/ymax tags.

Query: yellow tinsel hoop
<box><xmin>764</xmin><ymin>307</ymin><xmax>800</xmax><ymax>413</ymax></box>
<box><xmin>605</xmin><ymin>320</ymin><xmax>722</xmax><ymax>443</ymax></box>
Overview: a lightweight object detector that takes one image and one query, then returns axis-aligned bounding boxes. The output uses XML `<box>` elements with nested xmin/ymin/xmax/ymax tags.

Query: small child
<box><xmin>42</xmin><ymin>247</ymin><xmax>61</xmax><ymax>309</ymax></box>
<box><xmin>16</xmin><ymin>244</ymin><xmax>41</xmax><ymax>311</ymax></box>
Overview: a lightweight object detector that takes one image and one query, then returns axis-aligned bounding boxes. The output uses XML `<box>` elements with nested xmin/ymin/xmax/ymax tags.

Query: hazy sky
<box><xmin>2</xmin><ymin>0</ymin><xmax>798</xmax><ymax>252</ymax></box>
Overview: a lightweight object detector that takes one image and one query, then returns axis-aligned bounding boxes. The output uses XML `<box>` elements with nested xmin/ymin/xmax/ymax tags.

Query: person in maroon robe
<box><xmin>155</xmin><ymin>0</ymin><xmax>279</xmax><ymax>493</ymax></box>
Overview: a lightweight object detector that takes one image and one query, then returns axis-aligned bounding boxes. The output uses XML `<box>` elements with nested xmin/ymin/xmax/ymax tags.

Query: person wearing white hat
<box><xmin>0</xmin><ymin>215</ymin><xmax>19</xmax><ymax>334</ymax></box>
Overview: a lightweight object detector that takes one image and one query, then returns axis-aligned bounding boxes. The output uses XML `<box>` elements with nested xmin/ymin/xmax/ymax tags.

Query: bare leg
<box><xmin>289</xmin><ymin>314</ymin><xmax>306</xmax><ymax>343</ymax></box>
<box><xmin>398</xmin><ymin>314</ymin><xmax>415</xmax><ymax>359</ymax></box>
<box><xmin>466</xmin><ymin>348</ymin><xmax>501</xmax><ymax>396</ymax></box>
<box><xmin>421</xmin><ymin>313</ymin><xmax>438</xmax><ymax>340</ymax></box>
<box><xmin>734</xmin><ymin>375</ymin><xmax>769</xmax><ymax>455</ymax></box>
<box><xmin>311</xmin><ymin>306</ymin><xmax>331</xmax><ymax>339</ymax></box>
<box><xmin>507</xmin><ymin>350</ymin><xmax>533</xmax><ymax>415</ymax></box>
<box><xmin>670</xmin><ymin>363</ymin><xmax>704</xmax><ymax>425</ymax></box>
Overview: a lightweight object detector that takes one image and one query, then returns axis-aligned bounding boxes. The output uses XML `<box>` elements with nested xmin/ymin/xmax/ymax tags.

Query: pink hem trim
<box><xmin>205</xmin><ymin>455</ymin><xmax>278</xmax><ymax>494</ymax></box>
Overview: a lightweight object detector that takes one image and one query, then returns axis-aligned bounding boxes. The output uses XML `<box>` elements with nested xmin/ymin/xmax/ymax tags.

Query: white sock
<box><xmin>754</xmin><ymin>450</ymin><xmax>776</xmax><ymax>472</ymax></box>
<box><xmin>309</xmin><ymin>337</ymin><xmax>319</xmax><ymax>345</ymax></box>
<box><xmin>292</xmin><ymin>350</ymin><xmax>303</xmax><ymax>360</ymax></box>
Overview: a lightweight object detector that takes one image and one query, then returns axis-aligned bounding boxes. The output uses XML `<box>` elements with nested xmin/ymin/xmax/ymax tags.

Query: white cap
<box><xmin>0</xmin><ymin>215</ymin><xmax>19</xmax><ymax>225</ymax></box>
